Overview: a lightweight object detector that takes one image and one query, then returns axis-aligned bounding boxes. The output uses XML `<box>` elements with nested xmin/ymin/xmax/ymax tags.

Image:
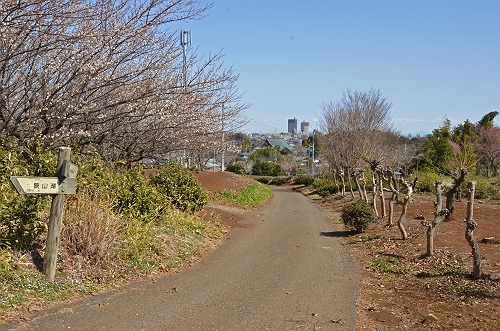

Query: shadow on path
<box><xmin>320</xmin><ymin>230</ymin><xmax>354</xmax><ymax>238</ymax></box>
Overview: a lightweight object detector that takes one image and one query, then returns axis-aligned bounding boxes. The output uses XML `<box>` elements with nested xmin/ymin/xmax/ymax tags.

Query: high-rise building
<box><xmin>287</xmin><ymin>118</ymin><xmax>297</xmax><ymax>135</ymax></box>
<box><xmin>301</xmin><ymin>120</ymin><xmax>309</xmax><ymax>133</ymax></box>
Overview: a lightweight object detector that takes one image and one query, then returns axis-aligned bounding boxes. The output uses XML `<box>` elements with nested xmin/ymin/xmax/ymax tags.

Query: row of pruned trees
<box><xmin>0</xmin><ymin>0</ymin><xmax>248</xmax><ymax>162</ymax></box>
<box><xmin>320</xmin><ymin>88</ymin><xmax>488</xmax><ymax>278</ymax></box>
<box><xmin>320</xmin><ymin>89</ymin><xmax>418</xmax><ymax>241</ymax></box>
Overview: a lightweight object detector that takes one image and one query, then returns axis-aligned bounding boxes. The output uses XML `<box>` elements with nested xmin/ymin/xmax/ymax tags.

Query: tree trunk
<box><xmin>347</xmin><ymin>169</ymin><xmax>355</xmax><ymax>198</ymax></box>
<box><xmin>445</xmin><ymin>168</ymin><xmax>467</xmax><ymax>221</ymax></box>
<box><xmin>386</xmin><ymin>170</ymin><xmax>398</xmax><ymax>227</ymax></box>
<box><xmin>397</xmin><ymin>196</ymin><xmax>409</xmax><ymax>240</ymax></box>
<box><xmin>388</xmin><ymin>192</ymin><xmax>396</xmax><ymax>227</ymax></box>
<box><xmin>371</xmin><ymin>172</ymin><xmax>379</xmax><ymax>217</ymax></box>
<box><xmin>397</xmin><ymin>177</ymin><xmax>416</xmax><ymax>240</ymax></box>
<box><xmin>426</xmin><ymin>181</ymin><xmax>446</xmax><ymax>256</ymax></box>
<box><xmin>339</xmin><ymin>168</ymin><xmax>346</xmax><ymax>197</ymax></box>
<box><xmin>360</xmin><ymin>172</ymin><xmax>368</xmax><ymax>203</ymax></box>
<box><xmin>353</xmin><ymin>173</ymin><xmax>363</xmax><ymax>200</ymax></box>
<box><xmin>332</xmin><ymin>169</ymin><xmax>340</xmax><ymax>195</ymax></box>
<box><xmin>465</xmin><ymin>181</ymin><xmax>481</xmax><ymax>280</ymax></box>
<box><xmin>377</xmin><ymin>170</ymin><xmax>386</xmax><ymax>218</ymax></box>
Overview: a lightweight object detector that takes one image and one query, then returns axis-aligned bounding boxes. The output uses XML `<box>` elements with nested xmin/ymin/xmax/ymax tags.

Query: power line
<box><xmin>241</xmin><ymin>117</ymin><xmax>282</xmax><ymax>133</ymax></box>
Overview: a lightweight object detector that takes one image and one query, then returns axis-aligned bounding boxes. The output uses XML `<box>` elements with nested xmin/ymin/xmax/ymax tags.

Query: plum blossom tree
<box><xmin>0</xmin><ymin>0</ymin><xmax>248</xmax><ymax>162</ymax></box>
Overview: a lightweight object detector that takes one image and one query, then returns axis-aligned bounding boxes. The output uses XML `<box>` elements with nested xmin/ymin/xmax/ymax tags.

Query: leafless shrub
<box><xmin>61</xmin><ymin>195</ymin><xmax>124</xmax><ymax>267</ymax></box>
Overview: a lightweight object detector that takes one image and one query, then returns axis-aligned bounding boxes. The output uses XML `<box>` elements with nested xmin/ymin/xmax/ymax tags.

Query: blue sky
<box><xmin>174</xmin><ymin>0</ymin><xmax>499</xmax><ymax>135</ymax></box>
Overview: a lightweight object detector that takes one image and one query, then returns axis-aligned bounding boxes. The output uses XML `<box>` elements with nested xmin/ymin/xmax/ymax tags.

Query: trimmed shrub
<box><xmin>341</xmin><ymin>200</ymin><xmax>378</xmax><ymax>233</ymax></box>
<box><xmin>251</xmin><ymin>160</ymin><xmax>282</xmax><ymax>176</ymax></box>
<box><xmin>313</xmin><ymin>177</ymin><xmax>338</xmax><ymax>197</ymax></box>
<box><xmin>269</xmin><ymin>176</ymin><xmax>291</xmax><ymax>185</ymax></box>
<box><xmin>226</xmin><ymin>162</ymin><xmax>246</xmax><ymax>174</ymax></box>
<box><xmin>150</xmin><ymin>164</ymin><xmax>208</xmax><ymax>213</ymax></box>
<box><xmin>294</xmin><ymin>175</ymin><xmax>314</xmax><ymax>186</ymax></box>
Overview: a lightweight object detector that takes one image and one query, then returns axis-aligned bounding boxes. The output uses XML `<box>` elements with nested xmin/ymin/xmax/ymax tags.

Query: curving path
<box><xmin>4</xmin><ymin>187</ymin><xmax>359</xmax><ymax>331</ymax></box>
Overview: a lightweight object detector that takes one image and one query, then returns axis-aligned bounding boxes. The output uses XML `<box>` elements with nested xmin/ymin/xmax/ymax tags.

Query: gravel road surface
<box><xmin>5</xmin><ymin>187</ymin><xmax>359</xmax><ymax>331</ymax></box>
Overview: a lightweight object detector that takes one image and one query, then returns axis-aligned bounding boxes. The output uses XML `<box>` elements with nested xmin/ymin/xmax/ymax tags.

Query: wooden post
<box><xmin>43</xmin><ymin>147</ymin><xmax>71</xmax><ymax>281</ymax></box>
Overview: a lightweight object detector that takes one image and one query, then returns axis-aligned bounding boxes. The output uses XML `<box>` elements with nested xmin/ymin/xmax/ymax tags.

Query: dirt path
<box><xmin>4</xmin><ymin>187</ymin><xmax>359</xmax><ymax>331</ymax></box>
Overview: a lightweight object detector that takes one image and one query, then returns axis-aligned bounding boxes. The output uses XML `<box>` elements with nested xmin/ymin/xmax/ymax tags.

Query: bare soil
<box><xmin>316</xmin><ymin>192</ymin><xmax>500</xmax><ymax>331</ymax></box>
<box><xmin>196</xmin><ymin>172</ymin><xmax>500</xmax><ymax>331</ymax></box>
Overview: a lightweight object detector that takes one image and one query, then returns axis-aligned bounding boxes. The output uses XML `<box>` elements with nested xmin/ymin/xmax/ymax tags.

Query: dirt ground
<box><xmin>318</xmin><ymin>192</ymin><xmax>499</xmax><ymax>331</ymax></box>
<box><xmin>196</xmin><ymin>172</ymin><xmax>500</xmax><ymax>331</ymax></box>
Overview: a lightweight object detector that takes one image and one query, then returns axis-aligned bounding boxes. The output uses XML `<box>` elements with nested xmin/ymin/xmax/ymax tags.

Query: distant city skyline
<box><xmin>173</xmin><ymin>1</ymin><xmax>499</xmax><ymax>136</ymax></box>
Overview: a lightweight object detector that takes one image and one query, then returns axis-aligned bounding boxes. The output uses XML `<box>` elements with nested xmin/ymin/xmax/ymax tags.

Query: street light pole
<box><xmin>311</xmin><ymin>129</ymin><xmax>315</xmax><ymax>177</ymax></box>
<box><xmin>221</xmin><ymin>104</ymin><xmax>225</xmax><ymax>172</ymax></box>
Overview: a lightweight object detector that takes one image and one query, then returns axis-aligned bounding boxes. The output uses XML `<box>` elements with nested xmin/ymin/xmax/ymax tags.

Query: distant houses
<box><xmin>261</xmin><ymin>138</ymin><xmax>292</xmax><ymax>154</ymax></box>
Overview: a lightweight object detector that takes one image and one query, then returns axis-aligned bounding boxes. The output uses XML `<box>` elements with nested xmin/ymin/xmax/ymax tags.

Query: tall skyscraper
<box><xmin>301</xmin><ymin>120</ymin><xmax>309</xmax><ymax>133</ymax></box>
<box><xmin>288</xmin><ymin>118</ymin><xmax>297</xmax><ymax>135</ymax></box>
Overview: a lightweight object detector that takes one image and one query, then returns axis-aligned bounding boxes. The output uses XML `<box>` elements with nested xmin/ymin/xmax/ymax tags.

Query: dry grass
<box><xmin>61</xmin><ymin>195</ymin><xmax>124</xmax><ymax>269</ymax></box>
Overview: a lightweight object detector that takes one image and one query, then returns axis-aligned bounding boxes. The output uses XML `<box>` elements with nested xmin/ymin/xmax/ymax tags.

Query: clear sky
<box><xmin>174</xmin><ymin>0</ymin><xmax>500</xmax><ymax>135</ymax></box>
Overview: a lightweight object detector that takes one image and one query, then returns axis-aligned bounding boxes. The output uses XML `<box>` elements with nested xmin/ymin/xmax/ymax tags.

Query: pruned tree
<box><xmin>464</xmin><ymin>181</ymin><xmax>481</xmax><ymax>279</ymax></box>
<box><xmin>423</xmin><ymin>181</ymin><xmax>449</xmax><ymax>256</ymax></box>
<box><xmin>352</xmin><ymin>168</ymin><xmax>367</xmax><ymax>202</ymax></box>
<box><xmin>385</xmin><ymin>168</ymin><xmax>401</xmax><ymax>227</ymax></box>
<box><xmin>397</xmin><ymin>176</ymin><xmax>417</xmax><ymax>240</ymax></box>
<box><xmin>444</xmin><ymin>168</ymin><xmax>467</xmax><ymax>221</ymax></box>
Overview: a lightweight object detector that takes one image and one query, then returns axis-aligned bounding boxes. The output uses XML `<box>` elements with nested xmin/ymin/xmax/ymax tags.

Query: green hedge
<box><xmin>294</xmin><ymin>175</ymin><xmax>314</xmax><ymax>186</ymax></box>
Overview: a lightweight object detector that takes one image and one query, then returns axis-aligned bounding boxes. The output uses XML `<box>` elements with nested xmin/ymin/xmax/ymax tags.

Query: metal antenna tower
<box><xmin>180</xmin><ymin>30</ymin><xmax>191</xmax><ymax>89</ymax></box>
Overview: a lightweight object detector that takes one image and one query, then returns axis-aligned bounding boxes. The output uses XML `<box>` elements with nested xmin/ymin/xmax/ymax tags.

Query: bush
<box><xmin>341</xmin><ymin>200</ymin><xmax>378</xmax><ymax>233</ymax></box>
<box><xmin>251</xmin><ymin>160</ymin><xmax>282</xmax><ymax>176</ymax></box>
<box><xmin>415</xmin><ymin>170</ymin><xmax>444</xmax><ymax>193</ymax></box>
<box><xmin>0</xmin><ymin>249</ymin><xmax>14</xmax><ymax>281</ymax></box>
<box><xmin>62</xmin><ymin>195</ymin><xmax>124</xmax><ymax>266</ymax></box>
<box><xmin>461</xmin><ymin>176</ymin><xmax>500</xmax><ymax>200</ymax></box>
<box><xmin>113</xmin><ymin>165</ymin><xmax>166</xmax><ymax>222</ymax></box>
<box><xmin>294</xmin><ymin>175</ymin><xmax>314</xmax><ymax>186</ymax></box>
<box><xmin>313</xmin><ymin>177</ymin><xmax>338</xmax><ymax>197</ymax></box>
<box><xmin>150</xmin><ymin>164</ymin><xmax>208</xmax><ymax>213</ymax></box>
<box><xmin>0</xmin><ymin>141</ymin><xmax>55</xmax><ymax>248</ymax></box>
<box><xmin>269</xmin><ymin>176</ymin><xmax>291</xmax><ymax>185</ymax></box>
<box><xmin>226</xmin><ymin>162</ymin><xmax>246</xmax><ymax>174</ymax></box>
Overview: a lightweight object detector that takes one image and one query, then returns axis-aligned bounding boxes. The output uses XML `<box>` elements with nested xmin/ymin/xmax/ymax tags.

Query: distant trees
<box><xmin>302</xmin><ymin>130</ymin><xmax>322</xmax><ymax>157</ymax></box>
<box><xmin>321</xmin><ymin>89</ymin><xmax>393</xmax><ymax>197</ymax></box>
<box><xmin>0</xmin><ymin>0</ymin><xmax>248</xmax><ymax>162</ymax></box>
<box><xmin>320</xmin><ymin>89</ymin><xmax>413</xmax><ymax>210</ymax></box>
<box><xmin>476</xmin><ymin>112</ymin><xmax>500</xmax><ymax>177</ymax></box>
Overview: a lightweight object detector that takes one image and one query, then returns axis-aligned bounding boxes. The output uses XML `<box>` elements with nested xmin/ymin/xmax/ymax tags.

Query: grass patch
<box><xmin>215</xmin><ymin>183</ymin><xmax>273</xmax><ymax>207</ymax></box>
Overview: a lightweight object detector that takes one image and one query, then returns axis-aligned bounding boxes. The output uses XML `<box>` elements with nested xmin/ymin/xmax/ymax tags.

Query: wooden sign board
<box><xmin>10</xmin><ymin>176</ymin><xmax>76</xmax><ymax>195</ymax></box>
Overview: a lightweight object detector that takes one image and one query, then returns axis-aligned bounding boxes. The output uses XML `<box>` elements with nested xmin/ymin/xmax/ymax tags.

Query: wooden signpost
<box><xmin>10</xmin><ymin>147</ymin><xmax>77</xmax><ymax>281</ymax></box>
